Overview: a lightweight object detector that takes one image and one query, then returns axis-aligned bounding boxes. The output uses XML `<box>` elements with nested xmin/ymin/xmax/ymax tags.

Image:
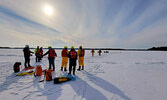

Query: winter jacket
<box><xmin>23</xmin><ymin>47</ymin><xmax>33</xmax><ymax>58</ymax></box>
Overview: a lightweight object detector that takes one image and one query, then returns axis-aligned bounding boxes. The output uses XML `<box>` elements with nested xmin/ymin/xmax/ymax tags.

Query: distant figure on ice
<box><xmin>77</xmin><ymin>45</ymin><xmax>85</xmax><ymax>71</ymax></box>
<box><xmin>91</xmin><ymin>49</ymin><xmax>95</xmax><ymax>57</ymax></box>
<box><xmin>34</xmin><ymin>46</ymin><xmax>39</xmax><ymax>62</ymax></box>
<box><xmin>23</xmin><ymin>45</ymin><xmax>33</xmax><ymax>68</ymax></box>
<box><xmin>98</xmin><ymin>49</ymin><xmax>102</xmax><ymax>56</ymax></box>
<box><xmin>43</xmin><ymin>46</ymin><xmax>57</xmax><ymax>71</ymax></box>
<box><xmin>104</xmin><ymin>51</ymin><xmax>109</xmax><ymax>53</ymax></box>
<box><xmin>61</xmin><ymin>46</ymin><xmax>69</xmax><ymax>71</ymax></box>
<box><xmin>68</xmin><ymin>46</ymin><xmax>77</xmax><ymax>75</ymax></box>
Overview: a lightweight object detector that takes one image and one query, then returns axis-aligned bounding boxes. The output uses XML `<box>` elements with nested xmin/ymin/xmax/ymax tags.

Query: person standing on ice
<box><xmin>34</xmin><ymin>46</ymin><xmax>40</xmax><ymax>62</ymax></box>
<box><xmin>98</xmin><ymin>49</ymin><xmax>102</xmax><ymax>56</ymax></box>
<box><xmin>23</xmin><ymin>45</ymin><xmax>33</xmax><ymax>68</ymax></box>
<box><xmin>68</xmin><ymin>46</ymin><xmax>77</xmax><ymax>75</ymax></box>
<box><xmin>77</xmin><ymin>45</ymin><xmax>85</xmax><ymax>71</ymax></box>
<box><xmin>91</xmin><ymin>49</ymin><xmax>95</xmax><ymax>57</ymax></box>
<box><xmin>61</xmin><ymin>46</ymin><xmax>69</xmax><ymax>71</ymax></box>
<box><xmin>38</xmin><ymin>47</ymin><xmax>43</xmax><ymax>62</ymax></box>
<box><xmin>34</xmin><ymin>46</ymin><xmax>39</xmax><ymax>62</ymax></box>
<box><xmin>43</xmin><ymin>46</ymin><xmax>57</xmax><ymax>71</ymax></box>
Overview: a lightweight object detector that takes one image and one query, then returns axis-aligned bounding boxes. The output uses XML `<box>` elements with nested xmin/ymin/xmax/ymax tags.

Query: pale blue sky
<box><xmin>0</xmin><ymin>0</ymin><xmax>167</xmax><ymax>48</ymax></box>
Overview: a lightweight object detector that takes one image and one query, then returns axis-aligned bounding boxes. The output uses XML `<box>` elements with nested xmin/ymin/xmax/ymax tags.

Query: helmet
<box><xmin>79</xmin><ymin>45</ymin><xmax>82</xmax><ymax>49</ymax></box>
<box><xmin>48</xmin><ymin>46</ymin><xmax>52</xmax><ymax>49</ymax></box>
<box><xmin>25</xmin><ymin>45</ymin><xmax>29</xmax><ymax>48</ymax></box>
<box><xmin>71</xmin><ymin>46</ymin><xmax>74</xmax><ymax>49</ymax></box>
<box><xmin>64</xmin><ymin>46</ymin><xmax>68</xmax><ymax>49</ymax></box>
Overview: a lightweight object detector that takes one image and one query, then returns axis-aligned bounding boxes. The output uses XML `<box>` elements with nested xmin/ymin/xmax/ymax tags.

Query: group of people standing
<box><xmin>34</xmin><ymin>46</ymin><xmax>43</xmax><ymax>62</ymax></box>
<box><xmin>23</xmin><ymin>45</ymin><xmax>85</xmax><ymax>75</ymax></box>
<box><xmin>91</xmin><ymin>49</ymin><xmax>102</xmax><ymax>57</ymax></box>
<box><xmin>60</xmin><ymin>45</ymin><xmax>85</xmax><ymax>75</ymax></box>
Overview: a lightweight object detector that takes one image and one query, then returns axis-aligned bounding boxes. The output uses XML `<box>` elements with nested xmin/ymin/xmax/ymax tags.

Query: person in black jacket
<box><xmin>23</xmin><ymin>45</ymin><xmax>33</xmax><ymax>68</ymax></box>
<box><xmin>68</xmin><ymin>46</ymin><xmax>77</xmax><ymax>75</ymax></box>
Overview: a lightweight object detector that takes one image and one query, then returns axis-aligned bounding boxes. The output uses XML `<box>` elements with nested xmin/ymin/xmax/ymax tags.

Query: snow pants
<box><xmin>61</xmin><ymin>57</ymin><xmax>68</xmax><ymax>68</ymax></box>
<box><xmin>69</xmin><ymin>60</ymin><xmax>77</xmax><ymax>75</ymax></box>
<box><xmin>78</xmin><ymin>57</ymin><xmax>84</xmax><ymax>66</ymax></box>
<box><xmin>24</xmin><ymin>57</ymin><xmax>30</xmax><ymax>68</ymax></box>
<box><xmin>48</xmin><ymin>57</ymin><xmax>55</xmax><ymax>71</ymax></box>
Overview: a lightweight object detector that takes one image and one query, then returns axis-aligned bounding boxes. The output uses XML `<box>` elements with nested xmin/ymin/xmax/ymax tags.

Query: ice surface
<box><xmin>0</xmin><ymin>49</ymin><xmax>167</xmax><ymax>100</ymax></box>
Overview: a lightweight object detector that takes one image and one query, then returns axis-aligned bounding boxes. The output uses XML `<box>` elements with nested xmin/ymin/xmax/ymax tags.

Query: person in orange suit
<box><xmin>61</xmin><ymin>46</ymin><xmax>69</xmax><ymax>71</ymax></box>
<box><xmin>77</xmin><ymin>45</ymin><xmax>85</xmax><ymax>71</ymax></box>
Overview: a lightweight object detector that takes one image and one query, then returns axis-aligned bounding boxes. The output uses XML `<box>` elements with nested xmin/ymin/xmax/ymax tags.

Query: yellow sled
<box><xmin>16</xmin><ymin>71</ymin><xmax>34</xmax><ymax>76</ymax></box>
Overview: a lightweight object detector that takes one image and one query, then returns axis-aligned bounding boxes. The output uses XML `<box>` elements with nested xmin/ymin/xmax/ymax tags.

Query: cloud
<box><xmin>0</xmin><ymin>0</ymin><xmax>167</xmax><ymax>48</ymax></box>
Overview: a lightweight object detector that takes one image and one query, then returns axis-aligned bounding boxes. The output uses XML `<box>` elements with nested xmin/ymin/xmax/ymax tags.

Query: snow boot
<box><xmin>73</xmin><ymin>71</ymin><xmax>75</xmax><ymax>75</ymax></box>
<box><xmin>82</xmin><ymin>66</ymin><xmax>84</xmax><ymax>70</ymax></box>
<box><xmin>61</xmin><ymin>67</ymin><xmax>63</xmax><ymax>71</ymax></box>
<box><xmin>77</xmin><ymin>66</ymin><xmax>81</xmax><ymax>71</ymax></box>
<box><xmin>64</xmin><ymin>68</ymin><xmax>67</xmax><ymax>71</ymax></box>
<box><xmin>68</xmin><ymin>72</ymin><xmax>71</xmax><ymax>75</ymax></box>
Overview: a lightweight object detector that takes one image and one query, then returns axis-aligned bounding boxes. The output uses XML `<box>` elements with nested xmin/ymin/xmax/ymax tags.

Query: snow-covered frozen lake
<box><xmin>0</xmin><ymin>49</ymin><xmax>167</xmax><ymax>100</ymax></box>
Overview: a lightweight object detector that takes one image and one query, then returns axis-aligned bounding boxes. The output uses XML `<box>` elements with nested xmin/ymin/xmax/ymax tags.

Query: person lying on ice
<box><xmin>23</xmin><ymin>45</ymin><xmax>34</xmax><ymax>68</ymax></box>
<box><xmin>43</xmin><ymin>46</ymin><xmax>57</xmax><ymax>71</ymax></box>
<box><xmin>61</xmin><ymin>46</ymin><xmax>69</xmax><ymax>71</ymax></box>
<box><xmin>68</xmin><ymin>46</ymin><xmax>77</xmax><ymax>75</ymax></box>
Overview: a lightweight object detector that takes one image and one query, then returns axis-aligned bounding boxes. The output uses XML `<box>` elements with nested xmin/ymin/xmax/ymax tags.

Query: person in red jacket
<box><xmin>43</xmin><ymin>46</ymin><xmax>57</xmax><ymax>71</ymax></box>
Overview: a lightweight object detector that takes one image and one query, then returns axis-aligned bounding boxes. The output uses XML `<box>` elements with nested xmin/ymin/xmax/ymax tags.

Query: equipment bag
<box><xmin>35</xmin><ymin>65</ymin><xmax>42</xmax><ymax>76</ymax></box>
<box><xmin>13</xmin><ymin>62</ymin><xmax>21</xmax><ymax>73</ymax></box>
<box><xmin>54</xmin><ymin>76</ymin><xmax>71</xmax><ymax>84</ymax></box>
<box><xmin>45</xmin><ymin>69</ymin><xmax>52</xmax><ymax>81</ymax></box>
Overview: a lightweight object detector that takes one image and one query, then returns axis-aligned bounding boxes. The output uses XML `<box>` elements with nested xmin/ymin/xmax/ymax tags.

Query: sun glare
<box><xmin>44</xmin><ymin>5</ymin><xmax>53</xmax><ymax>16</ymax></box>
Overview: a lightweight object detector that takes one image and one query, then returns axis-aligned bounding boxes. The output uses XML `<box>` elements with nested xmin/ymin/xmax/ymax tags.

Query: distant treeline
<box><xmin>0</xmin><ymin>47</ymin><xmax>11</xmax><ymax>49</ymax></box>
<box><xmin>0</xmin><ymin>47</ymin><xmax>124</xmax><ymax>50</ymax></box>
<box><xmin>0</xmin><ymin>46</ymin><xmax>167</xmax><ymax>51</ymax></box>
<box><xmin>148</xmin><ymin>46</ymin><xmax>167</xmax><ymax>51</ymax></box>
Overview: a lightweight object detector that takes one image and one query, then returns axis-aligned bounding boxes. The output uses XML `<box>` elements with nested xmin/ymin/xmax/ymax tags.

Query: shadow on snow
<box><xmin>84</xmin><ymin>71</ymin><xmax>131</xmax><ymax>100</ymax></box>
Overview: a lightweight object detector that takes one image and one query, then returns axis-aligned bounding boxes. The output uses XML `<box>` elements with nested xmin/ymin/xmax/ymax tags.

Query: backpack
<box><xmin>70</xmin><ymin>50</ymin><xmax>76</xmax><ymax>59</ymax></box>
<box><xmin>45</xmin><ymin>69</ymin><xmax>52</xmax><ymax>81</ymax></box>
<box><xmin>13</xmin><ymin>62</ymin><xmax>21</xmax><ymax>73</ymax></box>
<box><xmin>62</xmin><ymin>49</ymin><xmax>68</xmax><ymax>57</ymax></box>
<box><xmin>35</xmin><ymin>65</ymin><xmax>42</xmax><ymax>76</ymax></box>
<box><xmin>49</xmin><ymin>49</ymin><xmax>56</xmax><ymax>58</ymax></box>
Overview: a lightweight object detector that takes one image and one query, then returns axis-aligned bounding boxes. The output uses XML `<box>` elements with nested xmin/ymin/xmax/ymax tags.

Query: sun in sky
<box><xmin>44</xmin><ymin>5</ymin><xmax>53</xmax><ymax>16</ymax></box>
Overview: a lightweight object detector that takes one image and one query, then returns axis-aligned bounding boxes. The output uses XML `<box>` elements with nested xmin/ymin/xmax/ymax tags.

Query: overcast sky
<box><xmin>0</xmin><ymin>0</ymin><xmax>167</xmax><ymax>48</ymax></box>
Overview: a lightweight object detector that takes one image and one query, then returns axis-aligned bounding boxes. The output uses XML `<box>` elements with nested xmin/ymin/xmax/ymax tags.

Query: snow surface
<box><xmin>0</xmin><ymin>49</ymin><xmax>167</xmax><ymax>100</ymax></box>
